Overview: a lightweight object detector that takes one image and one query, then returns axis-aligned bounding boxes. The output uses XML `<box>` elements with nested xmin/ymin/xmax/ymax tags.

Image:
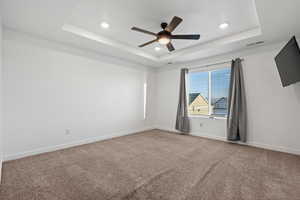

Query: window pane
<box><xmin>211</xmin><ymin>68</ymin><xmax>231</xmax><ymax>116</ymax></box>
<box><xmin>188</xmin><ymin>71</ymin><xmax>209</xmax><ymax>115</ymax></box>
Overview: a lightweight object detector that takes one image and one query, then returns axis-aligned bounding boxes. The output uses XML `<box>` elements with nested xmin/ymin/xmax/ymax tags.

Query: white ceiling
<box><xmin>65</xmin><ymin>0</ymin><xmax>259</xmax><ymax>56</ymax></box>
<box><xmin>1</xmin><ymin>0</ymin><xmax>300</xmax><ymax>67</ymax></box>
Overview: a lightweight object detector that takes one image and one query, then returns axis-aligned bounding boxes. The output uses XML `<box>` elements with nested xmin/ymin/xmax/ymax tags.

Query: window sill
<box><xmin>188</xmin><ymin>115</ymin><xmax>227</xmax><ymax>120</ymax></box>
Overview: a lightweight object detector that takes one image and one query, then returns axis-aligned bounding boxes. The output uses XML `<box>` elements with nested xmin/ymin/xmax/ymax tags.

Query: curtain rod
<box><xmin>188</xmin><ymin>58</ymin><xmax>244</xmax><ymax>70</ymax></box>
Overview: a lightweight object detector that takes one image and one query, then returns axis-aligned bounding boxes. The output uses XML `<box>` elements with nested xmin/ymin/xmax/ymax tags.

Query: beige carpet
<box><xmin>1</xmin><ymin>130</ymin><xmax>300</xmax><ymax>200</ymax></box>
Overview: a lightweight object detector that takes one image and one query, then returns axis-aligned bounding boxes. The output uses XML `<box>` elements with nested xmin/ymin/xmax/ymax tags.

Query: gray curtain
<box><xmin>227</xmin><ymin>58</ymin><xmax>247</xmax><ymax>142</ymax></box>
<box><xmin>175</xmin><ymin>68</ymin><xmax>190</xmax><ymax>134</ymax></box>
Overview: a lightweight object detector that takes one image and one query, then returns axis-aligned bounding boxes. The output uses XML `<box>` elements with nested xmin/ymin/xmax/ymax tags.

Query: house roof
<box><xmin>189</xmin><ymin>93</ymin><xmax>200</xmax><ymax>104</ymax></box>
<box><xmin>189</xmin><ymin>94</ymin><xmax>208</xmax><ymax>107</ymax></box>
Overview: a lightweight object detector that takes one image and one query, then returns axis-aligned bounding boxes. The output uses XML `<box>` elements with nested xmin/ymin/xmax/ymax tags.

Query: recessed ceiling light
<box><xmin>219</xmin><ymin>22</ymin><xmax>229</xmax><ymax>30</ymax></box>
<box><xmin>101</xmin><ymin>22</ymin><xmax>110</xmax><ymax>29</ymax></box>
<box><xmin>155</xmin><ymin>47</ymin><xmax>161</xmax><ymax>51</ymax></box>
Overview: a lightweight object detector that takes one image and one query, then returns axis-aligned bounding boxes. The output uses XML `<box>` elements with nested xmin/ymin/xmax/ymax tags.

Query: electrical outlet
<box><xmin>65</xmin><ymin>129</ymin><xmax>71</xmax><ymax>135</ymax></box>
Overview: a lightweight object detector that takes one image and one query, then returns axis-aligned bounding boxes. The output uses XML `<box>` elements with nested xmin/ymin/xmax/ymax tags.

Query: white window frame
<box><xmin>187</xmin><ymin>63</ymin><xmax>231</xmax><ymax>120</ymax></box>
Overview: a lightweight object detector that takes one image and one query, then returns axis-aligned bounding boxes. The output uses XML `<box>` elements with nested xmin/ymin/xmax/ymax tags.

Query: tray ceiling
<box><xmin>63</xmin><ymin>0</ymin><xmax>261</xmax><ymax>61</ymax></box>
<box><xmin>2</xmin><ymin>0</ymin><xmax>300</xmax><ymax>67</ymax></box>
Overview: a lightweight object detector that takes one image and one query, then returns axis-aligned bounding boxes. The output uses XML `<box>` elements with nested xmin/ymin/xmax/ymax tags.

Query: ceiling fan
<box><xmin>131</xmin><ymin>16</ymin><xmax>200</xmax><ymax>52</ymax></box>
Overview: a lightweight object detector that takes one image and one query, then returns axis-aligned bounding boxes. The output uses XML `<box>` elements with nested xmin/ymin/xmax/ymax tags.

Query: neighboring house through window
<box><xmin>188</xmin><ymin>65</ymin><xmax>231</xmax><ymax>117</ymax></box>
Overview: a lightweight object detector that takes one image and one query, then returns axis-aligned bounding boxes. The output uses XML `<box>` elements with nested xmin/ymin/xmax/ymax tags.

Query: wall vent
<box><xmin>246</xmin><ymin>41</ymin><xmax>265</xmax><ymax>47</ymax></box>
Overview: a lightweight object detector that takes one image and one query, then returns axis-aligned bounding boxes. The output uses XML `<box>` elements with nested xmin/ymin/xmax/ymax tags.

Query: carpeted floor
<box><xmin>1</xmin><ymin>130</ymin><xmax>300</xmax><ymax>200</ymax></box>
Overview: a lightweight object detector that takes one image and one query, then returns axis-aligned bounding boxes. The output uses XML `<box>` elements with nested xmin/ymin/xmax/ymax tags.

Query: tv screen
<box><xmin>275</xmin><ymin>36</ymin><xmax>300</xmax><ymax>87</ymax></box>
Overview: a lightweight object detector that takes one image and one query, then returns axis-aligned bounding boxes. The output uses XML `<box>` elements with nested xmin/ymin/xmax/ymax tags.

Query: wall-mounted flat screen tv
<box><xmin>275</xmin><ymin>36</ymin><xmax>300</xmax><ymax>87</ymax></box>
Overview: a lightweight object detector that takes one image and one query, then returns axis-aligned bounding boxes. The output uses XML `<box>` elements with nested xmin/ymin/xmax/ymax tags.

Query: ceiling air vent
<box><xmin>246</xmin><ymin>41</ymin><xmax>265</xmax><ymax>47</ymax></box>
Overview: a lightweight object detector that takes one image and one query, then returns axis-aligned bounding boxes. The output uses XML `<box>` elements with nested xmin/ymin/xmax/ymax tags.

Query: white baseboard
<box><xmin>4</xmin><ymin>126</ymin><xmax>155</xmax><ymax>161</ymax></box>
<box><xmin>156</xmin><ymin>127</ymin><xmax>300</xmax><ymax>155</ymax></box>
<box><xmin>245</xmin><ymin>141</ymin><xmax>300</xmax><ymax>155</ymax></box>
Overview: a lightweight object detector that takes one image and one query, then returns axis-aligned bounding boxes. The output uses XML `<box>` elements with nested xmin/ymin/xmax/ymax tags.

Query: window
<box><xmin>188</xmin><ymin>67</ymin><xmax>231</xmax><ymax>117</ymax></box>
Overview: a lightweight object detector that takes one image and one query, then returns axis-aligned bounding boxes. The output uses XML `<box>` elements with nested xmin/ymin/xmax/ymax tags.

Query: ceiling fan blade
<box><xmin>165</xmin><ymin>16</ymin><xmax>183</xmax><ymax>32</ymax></box>
<box><xmin>138</xmin><ymin>39</ymin><xmax>157</xmax><ymax>47</ymax></box>
<box><xmin>167</xmin><ymin>43</ymin><xmax>175</xmax><ymax>52</ymax></box>
<box><xmin>171</xmin><ymin>34</ymin><xmax>200</xmax><ymax>40</ymax></box>
<box><xmin>131</xmin><ymin>27</ymin><xmax>157</xmax><ymax>36</ymax></box>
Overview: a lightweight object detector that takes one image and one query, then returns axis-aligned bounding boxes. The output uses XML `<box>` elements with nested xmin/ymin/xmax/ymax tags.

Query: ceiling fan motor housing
<box><xmin>157</xmin><ymin>30</ymin><xmax>172</xmax><ymax>44</ymax></box>
<box><xmin>158</xmin><ymin>30</ymin><xmax>171</xmax><ymax>38</ymax></box>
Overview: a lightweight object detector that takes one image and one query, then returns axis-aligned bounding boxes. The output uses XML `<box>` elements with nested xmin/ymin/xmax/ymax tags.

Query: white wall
<box><xmin>3</xmin><ymin>30</ymin><xmax>156</xmax><ymax>160</ymax></box>
<box><xmin>0</xmin><ymin>16</ymin><xmax>3</xmax><ymax>181</ymax></box>
<box><xmin>155</xmin><ymin>42</ymin><xmax>300</xmax><ymax>155</ymax></box>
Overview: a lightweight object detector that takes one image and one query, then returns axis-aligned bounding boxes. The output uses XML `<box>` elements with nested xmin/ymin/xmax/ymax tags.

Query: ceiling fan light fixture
<box><xmin>158</xmin><ymin>37</ymin><xmax>171</xmax><ymax>45</ymax></box>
